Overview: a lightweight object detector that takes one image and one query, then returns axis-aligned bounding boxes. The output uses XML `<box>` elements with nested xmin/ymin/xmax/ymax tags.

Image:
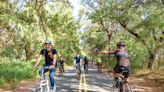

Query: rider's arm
<box><xmin>52</xmin><ymin>49</ymin><xmax>57</xmax><ymax>65</ymax></box>
<box><xmin>52</xmin><ymin>54</ymin><xmax>57</xmax><ymax>65</ymax></box>
<box><xmin>108</xmin><ymin>50</ymin><xmax>116</xmax><ymax>54</ymax></box>
<box><xmin>99</xmin><ymin>50</ymin><xmax>116</xmax><ymax>55</ymax></box>
<box><xmin>33</xmin><ymin>54</ymin><xmax>42</xmax><ymax>68</ymax></box>
<box><xmin>98</xmin><ymin>51</ymin><xmax>109</xmax><ymax>54</ymax></box>
<box><xmin>34</xmin><ymin>49</ymin><xmax>45</xmax><ymax>68</ymax></box>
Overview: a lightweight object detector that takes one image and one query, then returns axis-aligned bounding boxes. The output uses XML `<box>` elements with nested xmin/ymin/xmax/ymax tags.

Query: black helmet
<box><xmin>44</xmin><ymin>40</ymin><xmax>51</xmax><ymax>45</ymax></box>
<box><xmin>117</xmin><ymin>41</ymin><xmax>125</xmax><ymax>47</ymax></box>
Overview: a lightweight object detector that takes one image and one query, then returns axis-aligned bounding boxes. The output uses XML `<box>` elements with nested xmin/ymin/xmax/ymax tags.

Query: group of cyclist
<box><xmin>33</xmin><ymin>40</ymin><xmax>131</xmax><ymax>91</ymax></box>
<box><xmin>74</xmin><ymin>53</ymin><xmax>89</xmax><ymax>76</ymax></box>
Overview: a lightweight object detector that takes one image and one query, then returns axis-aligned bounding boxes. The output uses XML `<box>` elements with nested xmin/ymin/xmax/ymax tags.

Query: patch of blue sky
<box><xmin>69</xmin><ymin>0</ymin><xmax>92</xmax><ymax>32</ymax></box>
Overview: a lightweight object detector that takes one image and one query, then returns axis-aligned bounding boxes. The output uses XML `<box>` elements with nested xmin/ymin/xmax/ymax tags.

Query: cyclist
<box><xmin>98</xmin><ymin>42</ymin><xmax>130</xmax><ymax>85</ymax></box>
<box><xmin>59</xmin><ymin>57</ymin><xmax>65</xmax><ymax>73</ymax></box>
<box><xmin>33</xmin><ymin>40</ymin><xmax>57</xmax><ymax>91</ymax></box>
<box><xmin>74</xmin><ymin>53</ymin><xmax>83</xmax><ymax>74</ymax></box>
<box><xmin>84</xmin><ymin>56</ymin><xmax>89</xmax><ymax>71</ymax></box>
<box><xmin>96</xmin><ymin>56</ymin><xmax>102</xmax><ymax>71</ymax></box>
<box><xmin>91</xmin><ymin>58</ymin><xmax>94</xmax><ymax>67</ymax></box>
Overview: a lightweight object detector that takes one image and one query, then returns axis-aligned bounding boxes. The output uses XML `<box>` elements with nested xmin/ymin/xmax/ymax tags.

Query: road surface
<box><xmin>55</xmin><ymin>67</ymin><xmax>113</xmax><ymax>92</ymax></box>
<box><xmin>1</xmin><ymin>66</ymin><xmax>162</xmax><ymax>92</ymax></box>
<box><xmin>11</xmin><ymin>66</ymin><xmax>114</xmax><ymax>92</ymax></box>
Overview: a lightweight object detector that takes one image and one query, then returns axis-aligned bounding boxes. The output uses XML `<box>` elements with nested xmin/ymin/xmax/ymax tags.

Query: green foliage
<box><xmin>81</xmin><ymin>0</ymin><xmax>164</xmax><ymax>70</ymax></box>
<box><xmin>0</xmin><ymin>0</ymin><xmax>80</xmax><ymax>62</ymax></box>
<box><xmin>0</xmin><ymin>57</ymin><xmax>35</xmax><ymax>88</ymax></box>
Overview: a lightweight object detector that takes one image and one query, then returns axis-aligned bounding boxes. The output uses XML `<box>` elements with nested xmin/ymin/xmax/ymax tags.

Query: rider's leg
<box><xmin>122</xmin><ymin>66</ymin><xmax>130</xmax><ymax>82</ymax></box>
<box><xmin>113</xmin><ymin>64</ymin><xmax>122</xmax><ymax>88</ymax></box>
<box><xmin>49</xmin><ymin>68</ymin><xmax>56</xmax><ymax>89</ymax></box>
<box><xmin>78</xmin><ymin>63</ymin><xmax>82</xmax><ymax>74</ymax></box>
<box><xmin>113</xmin><ymin>63</ymin><xmax>120</xmax><ymax>80</ymax></box>
<box><xmin>84</xmin><ymin>64</ymin><xmax>86</xmax><ymax>70</ymax></box>
<box><xmin>122</xmin><ymin>67</ymin><xmax>131</xmax><ymax>90</ymax></box>
<box><xmin>62</xmin><ymin>65</ymin><xmax>65</xmax><ymax>72</ymax></box>
<box><xmin>39</xmin><ymin>67</ymin><xmax>49</xmax><ymax>78</ymax></box>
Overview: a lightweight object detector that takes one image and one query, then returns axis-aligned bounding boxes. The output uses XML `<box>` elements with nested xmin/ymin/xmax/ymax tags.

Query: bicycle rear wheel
<box><xmin>84</xmin><ymin>65</ymin><xmax>88</xmax><ymax>73</ymax></box>
<box><xmin>76</xmin><ymin>69</ymin><xmax>80</xmax><ymax>79</ymax></box>
<box><xmin>112</xmin><ymin>79</ymin><xmax>118</xmax><ymax>92</ymax></box>
<box><xmin>121</xmin><ymin>81</ymin><xmax>132</xmax><ymax>92</ymax></box>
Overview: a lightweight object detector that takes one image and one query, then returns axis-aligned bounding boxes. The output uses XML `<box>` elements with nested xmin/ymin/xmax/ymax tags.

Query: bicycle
<box><xmin>59</xmin><ymin>65</ymin><xmax>64</xmax><ymax>76</ymax></box>
<box><xmin>112</xmin><ymin>69</ymin><xmax>133</xmax><ymax>92</ymax></box>
<box><xmin>76</xmin><ymin>63</ymin><xmax>82</xmax><ymax>79</ymax></box>
<box><xmin>84</xmin><ymin>64</ymin><xmax>89</xmax><ymax>73</ymax></box>
<box><xmin>97</xmin><ymin>62</ymin><xmax>102</xmax><ymax>72</ymax></box>
<box><xmin>35</xmin><ymin>66</ymin><xmax>56</xmax><ymax>92</ymax></box>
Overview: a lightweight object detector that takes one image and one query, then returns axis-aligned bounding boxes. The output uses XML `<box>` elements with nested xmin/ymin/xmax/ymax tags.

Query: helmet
<box><xmin>44</xmin><ymin>40</ymin><xmax>51</xmax><ymax>44</ymax></box>
<box><xmin>117</xmin><ymin>41</ymin><xmax>125</xmax><ymax>47</ymax></box>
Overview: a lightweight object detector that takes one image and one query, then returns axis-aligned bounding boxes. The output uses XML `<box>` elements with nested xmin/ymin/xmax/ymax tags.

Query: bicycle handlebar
<box><xmin>35</xmin><ymin>66</ymin><xmax>50</xmax><ymax>70</ymax></box>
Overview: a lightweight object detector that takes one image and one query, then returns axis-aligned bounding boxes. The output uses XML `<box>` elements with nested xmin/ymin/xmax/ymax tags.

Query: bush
<box><xmin>0</xmin><ymin>57</ymin><xmax>35</xmax><ymax>89</ymax></box>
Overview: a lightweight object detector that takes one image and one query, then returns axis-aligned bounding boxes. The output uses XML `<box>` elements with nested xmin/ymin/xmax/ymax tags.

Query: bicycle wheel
<box><xmin>42</xmin><ymin>86</ymin><xmax>48</xmax><ymax>92</ymax></box>
<box><xmin>112</xmin><ymin>79</ymin><xmax>117</xmax><ymax>92</ymax></box>
<box><xmin>76</xmin><ymin>69</ymin><xmax>80</xmax><ymax>79</ymax></box>
<box><xmin>35</xmin><ymin>87</ymin><xmax>41</xmax><ymax>92</ymax></box>
<box><xmin>35</xmin><ymin>87</ymin><xmax>48</xmax><ymax>92</ymax></box>
<box><xmin>121</xmin><ymin>81</ymin><xmax>132</xmax><ymax>92</ymax></box>
<box><xmin>84</xmin><ymin>65</ymin><xmax>88</xmax><ymax>73</ymax></box>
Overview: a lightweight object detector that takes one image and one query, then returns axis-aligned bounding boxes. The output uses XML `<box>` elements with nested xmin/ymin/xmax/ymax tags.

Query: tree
<box><xmin>0</xmin><ymin>0</ymin><xmax>80</xmax><ymax>62</ymax></box>
<box><xmin>81</xmin><ymin>0</ymin><xmax>164</xmax><ymax>69</ymax></box>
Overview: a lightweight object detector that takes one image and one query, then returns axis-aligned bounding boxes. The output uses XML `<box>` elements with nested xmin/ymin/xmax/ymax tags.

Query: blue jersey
<box><xmin>74</xmin><ymin>56</ymin><xmax>81</xmax><ymax>64</ymax></box>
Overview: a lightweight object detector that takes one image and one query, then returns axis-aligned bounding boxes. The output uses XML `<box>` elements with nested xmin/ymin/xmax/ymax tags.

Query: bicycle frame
<box><xmin>59</xmin><ymin>65</ymin><xmax>64</xmax><ymax>76</ymax></box>
<box><xmin>112</xmin><ymin>71</ymin><xmax>132</xmax><ymax>92</ymax></box>
<box><xmin>76</xmin><ymin>63</ymin><xmax>84</xmax><ymax>78</ymax></box>
<box><xmin>84</xmin><ymin>64</ymin><xmax>89</xmax><ymax>73</ymax></box>
<box><xmin>35</xmin><ymin>66</ymin><xmax>50</xmax><ymax>92</ymax></box>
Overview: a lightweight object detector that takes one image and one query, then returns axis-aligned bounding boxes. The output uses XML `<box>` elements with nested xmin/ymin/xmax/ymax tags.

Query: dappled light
<box><xmin>0</xmin><ymin>0</ymin><xmax>163</xmax><ymax>92</ymax></box>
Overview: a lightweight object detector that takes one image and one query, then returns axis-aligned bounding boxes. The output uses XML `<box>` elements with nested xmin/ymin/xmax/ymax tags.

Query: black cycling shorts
<box><xmin>114</xmin><ymin>63</ymin><xmax>130</xmax><ymax>78</ymax></box>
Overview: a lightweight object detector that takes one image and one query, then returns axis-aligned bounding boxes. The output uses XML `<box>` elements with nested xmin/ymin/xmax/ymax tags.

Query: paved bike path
<box><xmin>6</xmin><ymin>67</ymin><xmax>113</xmax><ymax>92</ymax></box>
<box><xmin>55</xmin><ymin>67</ymin><xmax>113</xmax><ymax>92</ymax></box>
<box><xmin>1</xmin><ymin>66</ymin><xmax>161</xmax><ymax>92</ymax></box>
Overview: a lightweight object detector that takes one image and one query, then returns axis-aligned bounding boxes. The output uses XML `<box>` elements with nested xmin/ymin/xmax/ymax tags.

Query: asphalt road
<box><xmin>0</xmin><ymin>66</ymin><xmax>116</xmax><ymax>92</ymax></box>
<box><xmin>55</xmin><ymin>66</ymin><xmax>114</xmax><ymax>92</ymax></box>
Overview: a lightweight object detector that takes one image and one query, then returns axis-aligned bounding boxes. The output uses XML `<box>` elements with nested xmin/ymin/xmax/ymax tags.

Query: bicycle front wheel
<box><xmin>121</xmin><ymin>81</ymin><xmax>132</xmax><ymax>92</ymax></box>
<box><xmin>35</xmin><ymin>87</ymin><xmax>49</xmax><ymax>92</ymax></box>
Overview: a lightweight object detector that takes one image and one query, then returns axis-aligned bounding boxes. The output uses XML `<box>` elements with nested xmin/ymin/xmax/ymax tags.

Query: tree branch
<box><xmin>162</xmin><ymin>0</ymin><xmax>164</xmax><ymax>5</ymax></box>
<box><xmin>118</xmin><ymin>21</ymin><xmax>148</xmax><ymax>46</ymax></box>
<box><xmin>152</xmin><ymin>29</ymin><xmax>157</xmax><ymax>41</ymax></box>
<box><xmin>119</xmin><ymin>21</ymin><xmax>139</xmax><ymax>37</ymax></box>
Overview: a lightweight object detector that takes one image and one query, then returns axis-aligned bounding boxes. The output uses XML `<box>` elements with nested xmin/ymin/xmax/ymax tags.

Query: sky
<box><xmin>69</xmin><ymin>0</ymin><xmax>85</xmax><ymax>20</ymax></box>
<box><xmin>13</xmin><ymin>0</ymin><xmax>85</xmax><ymax>20</ymax></box>
<box><xmin>69</xmin><ymin>0</ymin><xmax>92</xmax><ymax>32</ymax></box>
<box><xmin>11</xmin><ymin>0</ymin><xmax>89</xmax><ymax>31</ymax></box>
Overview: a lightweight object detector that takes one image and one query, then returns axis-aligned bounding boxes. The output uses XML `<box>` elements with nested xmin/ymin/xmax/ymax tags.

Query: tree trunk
<box><xmin>148</xmin><ymin>52</ymin><xmax>155</xmax><ymax>69</ymax></box>
<box><xmin>148</xmin><ymin>50</ymin><xmax>159</xmax><ymax>69</ymax></box>
<box><xmin>25</xmin><ymin>42</ymin><xmax>32</xmax><ymax>61</ymax></box>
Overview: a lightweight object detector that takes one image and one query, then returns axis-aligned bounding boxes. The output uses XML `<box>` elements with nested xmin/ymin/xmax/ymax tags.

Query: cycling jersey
<box><xmin>115</xmin><ymin>50</ymin><xmax>129</xmax><ymax>58</ymax></box>
<box><xmin>115</xmin><ymin>50</ymin><xmax>129</xmax><ymax>67</ymax></box>
<box><xmin>59</xmin><ymin>60</ymin><xmax>64</xmax><ymax>66</ymax></box>
<box><xmin>74</xmin><ymin>56</ymin><xmax>81</xmax><ymax>64</ymax></box>
<box><xmin>40</xmin><ymin>48</ymin><xmax>57</xmax><ymax>66</ymax></box>
<box><xmin>84</xmin><ymin>57</ymin><xmax>89</xmax><ymax>65</ymax></box>
<box><xmin>96</xmin><ymin>57</ymin><xmax>102</xmax><ymax>63</ymax></box>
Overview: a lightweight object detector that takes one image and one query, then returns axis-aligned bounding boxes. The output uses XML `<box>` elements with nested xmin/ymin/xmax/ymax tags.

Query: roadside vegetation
<box><xmin>0</xmin><ymin>0</ymin><xmax>163</xmax><ymax>90</ymax></box>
